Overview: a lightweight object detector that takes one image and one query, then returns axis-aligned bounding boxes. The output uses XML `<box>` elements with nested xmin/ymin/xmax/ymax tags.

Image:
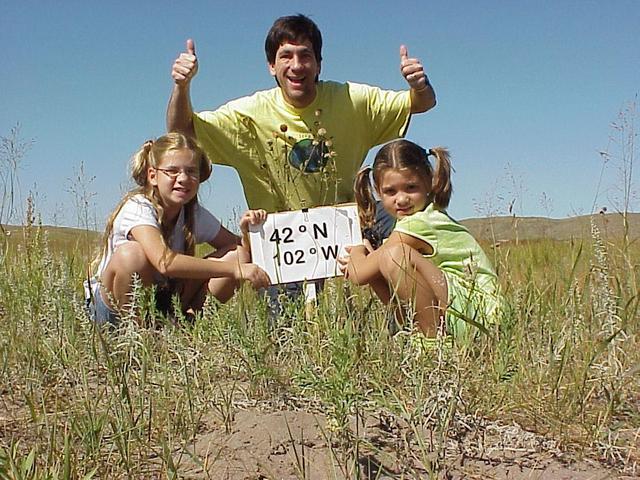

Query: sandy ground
<box><xmin>172</xmin><ymin>405</ymin><xmax>637</xmax><ymax>479</ymax></box>
<box><xmin>1</xmin><ymin>385</ymin><xmax>637</xmax><ymax>478</ymax></box>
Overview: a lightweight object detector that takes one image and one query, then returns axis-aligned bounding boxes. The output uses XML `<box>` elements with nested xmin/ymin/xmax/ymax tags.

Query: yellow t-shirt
<box><xmin>194</xmin><ymin>81</ymin><xmax>411</xmax><ymax>212</ymax></box>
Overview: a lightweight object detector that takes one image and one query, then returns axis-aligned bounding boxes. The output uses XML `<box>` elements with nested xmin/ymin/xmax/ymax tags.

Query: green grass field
<box><xmin>0</xmin><ymin>217</ymin><xmax>638</xmax><ymax>479</ymax></box>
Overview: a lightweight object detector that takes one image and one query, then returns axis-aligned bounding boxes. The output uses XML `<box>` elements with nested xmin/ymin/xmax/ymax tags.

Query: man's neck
<box><xmin>280</xmin><ymin>81</ymin><xmax>320</xmax><ymax>109</ymax></box>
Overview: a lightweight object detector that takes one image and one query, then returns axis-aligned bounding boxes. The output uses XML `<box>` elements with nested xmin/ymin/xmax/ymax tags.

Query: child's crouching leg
<box><xmin>100</xmin><ymin>241</ymin><xmax>156</xmax><ymax>315</ymax></box>
<box><xmin>378</xmin><ymin>242</ymin><xmax>448</xmax><ymax>337</ymax></box>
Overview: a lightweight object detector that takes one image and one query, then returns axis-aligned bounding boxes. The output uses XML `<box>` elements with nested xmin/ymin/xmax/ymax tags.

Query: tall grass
<box><xmin>0</xmin><ymin>209</ymin><xmax>638</xmax><ymax>478</ymax></box>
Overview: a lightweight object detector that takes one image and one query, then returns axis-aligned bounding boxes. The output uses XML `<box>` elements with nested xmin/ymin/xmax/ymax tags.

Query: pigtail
<box><xmin>354</xmin><ymin>166</ymin><xmax>377</xmax><ymax>231</ymax></box>
<box><xmin>97</xmin><ymin>141</ymin><xmax>155</xmax><ymax>268</ymax></box>
<box><xmin>98</xmin><ymin>192</ymin><xmax>137</xmax><ymax>268</ymax></box>
<box><xmin>428</xmin><ymin>147</ymin><xmax>453</xmax><ymax>209</ymax></box>
<box><xmin>133</xmin><ymin>139</ymin><xmax>173</xmax><ymax>259</ymax></box>
<box><xmin>131</xmin><ymin>140</ymin><xmax>154</xmax><ymax>186</ymax></box>
<box><xmin>182</xmin><ymin>199</ymin><xmax>197</xmax><ymax>257</ymax></box>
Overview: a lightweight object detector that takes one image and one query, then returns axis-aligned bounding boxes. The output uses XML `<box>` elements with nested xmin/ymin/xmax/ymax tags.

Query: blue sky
<box><xmin>1</xmin><ymin>0</ymin><xmax>638</xmax><ymax>229</ymax></box>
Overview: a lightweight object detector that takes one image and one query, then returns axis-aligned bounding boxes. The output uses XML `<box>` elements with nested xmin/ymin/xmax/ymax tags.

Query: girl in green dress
<box><xmin>339</xmin><ymin>139</ymin><xmax>502</xmax><ymax>338</ymax></box>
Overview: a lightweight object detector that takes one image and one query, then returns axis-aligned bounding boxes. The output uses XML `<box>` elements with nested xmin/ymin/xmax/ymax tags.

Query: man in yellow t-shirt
<box><xmin>167</xmin><ymin>14</ymin><xmax>436</xmax><ymax>214</ymax></box>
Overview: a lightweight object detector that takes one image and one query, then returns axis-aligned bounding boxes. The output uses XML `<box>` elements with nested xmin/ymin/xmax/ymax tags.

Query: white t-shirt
<box><xmin>88</xmin><ymin>195</ymin><xmax>221</xmax><ymax>297</ymax></box>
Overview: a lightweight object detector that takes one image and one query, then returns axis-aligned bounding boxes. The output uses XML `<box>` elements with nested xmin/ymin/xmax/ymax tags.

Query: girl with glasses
<box><xmin>86</xmin><ymin>132</ymin><xmax>270</xmax><ymax>325</ymax></box>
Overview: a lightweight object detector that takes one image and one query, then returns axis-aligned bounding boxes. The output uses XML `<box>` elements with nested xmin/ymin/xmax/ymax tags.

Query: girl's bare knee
<box><xmin>379</xmin><ymin>243</ymin><xmax>415</xmax><ymax>279</ymax></box>
<box><xmin>108</xmin><ymin>242</ymin><xmax>153</xmax><ymax>278</ymax></box>
<box><xmin>235</xmin><ymin>245</ymin><xmax>251</xmax><ymax>263</ymax></box>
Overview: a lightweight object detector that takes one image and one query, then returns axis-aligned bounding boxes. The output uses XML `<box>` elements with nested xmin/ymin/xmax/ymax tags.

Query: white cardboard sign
<box><xmin>249</xmin><ymin>204</ymin><xmax>362</xmax><ymax>285</ymax></box>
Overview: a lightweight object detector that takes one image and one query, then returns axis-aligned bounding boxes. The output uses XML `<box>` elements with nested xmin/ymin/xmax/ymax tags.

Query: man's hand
<box><xmin>172</xmin><ymin>39</ymin><xmax>198</xmax><ymax>86</ymax></box>
<box><xmin>167</xmin><ymin>39</ymin><xmax>197</xmax><ymax>135</ymax></box>
<box><xmin>400</xmin><ymin>45</ymin><xmax>435</xmax><ymax>114</ymax></box>
<box><xmin>400</xmin><ymin>45</ymin><xmax>428</xmax><ymax>91</ymax></box>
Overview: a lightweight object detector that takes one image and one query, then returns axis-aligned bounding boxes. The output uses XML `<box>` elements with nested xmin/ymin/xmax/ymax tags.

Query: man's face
<box><xmin>268</xmin><ymin>40</ymin><xmax>321</xmax><ymax>109</ymax></box>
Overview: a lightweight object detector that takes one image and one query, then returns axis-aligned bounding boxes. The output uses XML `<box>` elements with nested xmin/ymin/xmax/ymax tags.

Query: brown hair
<box><xmin>354</xmin><ymin>139</ymin><xmax>452</xmax><ymax>231</ymax></box>
<box><xmin>265</xmin><ymin>14</ymin><xmax>322</xmax><ymax>65</ymax></box>
<box><xmin>97</xmin><ymin>133</ymin><xmax>211</xmax><ymax>270</ymax></box>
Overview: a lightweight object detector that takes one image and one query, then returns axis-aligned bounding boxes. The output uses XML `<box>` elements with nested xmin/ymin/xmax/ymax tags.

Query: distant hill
<box><xmin>2</xmin><ymin>212</ymin><xmax>638</xmax><ymax>247</ymax></box>
<box><xmin>1</xmin><ymin>224</ymin><xmax>100</xmax><ymax>253</ymax></box>
<box><xmin>460</xmin><ymin>212</ymin><xmax>640</xmax><ymax>242</ymax></box>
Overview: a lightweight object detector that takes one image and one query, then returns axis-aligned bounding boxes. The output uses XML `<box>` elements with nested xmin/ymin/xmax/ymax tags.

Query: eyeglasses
<box><xmin>156</xmin><ymin>167</ymin><xmax>200</xmax><ymax>180</ymax></box>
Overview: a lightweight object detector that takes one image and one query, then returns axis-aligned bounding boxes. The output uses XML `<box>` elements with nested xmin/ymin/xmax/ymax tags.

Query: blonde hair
<box><xmin>354</xmin><ymin>139</ymin><xmax>452</xmax><ymax>231</ymax></box>
<box><xmin>96</xmin><ymin>133</ymin><xmax>211</xmax><ymax>270</ymax></box>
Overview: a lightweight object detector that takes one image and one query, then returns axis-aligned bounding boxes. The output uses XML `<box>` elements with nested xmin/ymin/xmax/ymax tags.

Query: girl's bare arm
<box><xmin>131</xmin><ymin>225</ymin><xmax>237</xmax><ymax>279</ymax></box>
<box><xmin>345</xmin><ymin>231</ymin><xmax>432</xmax><ymax>285</ymax></box>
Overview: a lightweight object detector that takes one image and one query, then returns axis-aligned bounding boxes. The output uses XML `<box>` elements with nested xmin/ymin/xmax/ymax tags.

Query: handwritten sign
<box><xmin>249</xmin><ymin>204</ymin><xmax>362</xmax><ymax>285</ymax></box>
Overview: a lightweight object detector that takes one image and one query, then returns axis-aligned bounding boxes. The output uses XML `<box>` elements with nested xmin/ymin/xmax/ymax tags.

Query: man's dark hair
<box><xmin>265</xmin><ymin>14</ymin><xmax>322</xmax><ymax>65</ymax></box>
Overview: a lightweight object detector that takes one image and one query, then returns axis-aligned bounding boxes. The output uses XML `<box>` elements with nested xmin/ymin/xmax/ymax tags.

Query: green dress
<box><xmin>394</xmin><ymin>203</ymin><xmax>503</xmax><ymax>337</ymax></box>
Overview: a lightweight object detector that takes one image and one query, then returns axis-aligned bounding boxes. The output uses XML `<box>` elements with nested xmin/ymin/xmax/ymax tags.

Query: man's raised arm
<box><xmin>399</xmin><ymin>45</ymin><xmax>436</xmax><ymax>114</ymax></box>
<box><xmin>167</xmin><ymin>39</ymin><xmax>198</xmax><ymax>137</ymax></box>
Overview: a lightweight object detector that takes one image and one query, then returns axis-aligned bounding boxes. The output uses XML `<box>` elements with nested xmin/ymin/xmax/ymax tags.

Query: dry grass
<box><xmin>0</xmin><ymin>214</ymin><xmax>638</xmax><ymax>478</ymax></box>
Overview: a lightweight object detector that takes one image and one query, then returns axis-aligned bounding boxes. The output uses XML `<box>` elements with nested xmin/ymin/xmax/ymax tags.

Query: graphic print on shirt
<box><xmin>288</xmin><ymin>137</ymin><xmax>331</xmax><ymax>173</ymax></box>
